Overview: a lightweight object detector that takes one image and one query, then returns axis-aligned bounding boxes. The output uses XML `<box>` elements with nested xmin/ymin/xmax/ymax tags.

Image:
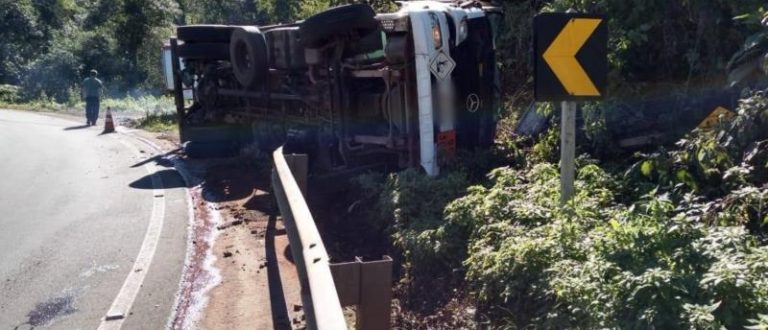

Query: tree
<box><xmin>0</xmin><ymin>0</ymin><xmax>45</xmax><ymax>84</ymax></box>
<box><xmin>113</xmin><ymin>0</ymin><xmax>178</xmax><ymax>87</ymax></box>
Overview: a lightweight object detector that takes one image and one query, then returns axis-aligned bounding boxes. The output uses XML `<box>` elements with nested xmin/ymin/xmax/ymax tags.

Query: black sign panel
<box><xmin>534</xmin><ymin>13</ymin><xmax>607</xmax><ymax>102</ymax></box>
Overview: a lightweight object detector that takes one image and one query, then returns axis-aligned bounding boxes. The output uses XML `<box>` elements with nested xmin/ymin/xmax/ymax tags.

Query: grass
<box><xmin>1</xmin><ymin>94</ymin><xmax>179</xmax><ymax>134</ymax></box>
<box><xmin>135</xmin><ymin>111</ymin><xmax>178</xmax><ymax>133</ymax></box>
<box><xmin>1</xmin><ymin>95</ymin><xmax>176</xmax><ymax>113</ymax></box>
<box><xmin>101</xmin><ymin>95</ymin><xmax>175</xmax><ymax>113</ymax></box>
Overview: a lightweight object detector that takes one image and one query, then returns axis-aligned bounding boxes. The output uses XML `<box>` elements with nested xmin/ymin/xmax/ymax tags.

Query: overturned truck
<box><xmin>164</xmin><ymin>1</ymin><xmax>502</xmax><ymax>176</ymax></box>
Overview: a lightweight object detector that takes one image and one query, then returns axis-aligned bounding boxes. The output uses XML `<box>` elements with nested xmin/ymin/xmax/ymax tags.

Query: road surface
<box><xmin>0</xmin><ymin>110</ymin><xmax>189</xmax><ymax>329</ymax></box>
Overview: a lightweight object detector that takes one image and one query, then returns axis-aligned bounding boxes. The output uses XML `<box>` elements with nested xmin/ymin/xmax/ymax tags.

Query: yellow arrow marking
<box><xmin>543</xmin><ymin>18</ymin><xmax>602</xmax><ymax>96</ymax></box>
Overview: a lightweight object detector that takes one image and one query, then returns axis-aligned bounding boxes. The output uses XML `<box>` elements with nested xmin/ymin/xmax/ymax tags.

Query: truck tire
<box><xmin>177</xmin><ymin>43</ymin><xmax>230</xmax><ymax>60</ymax></box>
<box><xmin>230</xmin><ymin>26</ymin><xmax>268</xmax><ymax>88</ymax></box>
<box><xmin>177</xmin><ymin>25</ymin><xmax>235</xmax><ymax>43</ymax></box>
<box><xmin>185</xmin><ymin>141</ymin><xmax>238</xmax><ymax>159</ymax></box>
<box><xmin>300</xmin><ymin>4</ymin><xmax>379</xmax><ymax>48</ymax></box>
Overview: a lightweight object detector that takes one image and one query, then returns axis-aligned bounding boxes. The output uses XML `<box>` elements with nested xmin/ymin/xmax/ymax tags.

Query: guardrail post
<box><xmin>356</xmin><ymin>256</ymin><xmax>392</xmax><ymax>330</ymax></box>
<box><xmin>330</xmin><ymin>256</ymin><xmax>393</xmax><ymax>330</ymax></box>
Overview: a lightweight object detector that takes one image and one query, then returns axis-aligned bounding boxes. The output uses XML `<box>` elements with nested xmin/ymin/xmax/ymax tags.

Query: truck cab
<box><xmin>163</xmin><ymin>0</ymin><xmax>501</xmax><ymax>176</ymax></box>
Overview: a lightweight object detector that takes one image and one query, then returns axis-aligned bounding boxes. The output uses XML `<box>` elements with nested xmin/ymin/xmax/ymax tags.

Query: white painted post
<box><xmin>560</xmin><ymin>101</ymin><xmax>576</xmax><ymax>205</ymax></box>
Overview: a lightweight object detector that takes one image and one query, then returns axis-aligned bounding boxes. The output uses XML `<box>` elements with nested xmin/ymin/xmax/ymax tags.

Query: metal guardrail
<box><xmin>271</xmin><ymin>147</ymin><xmax>392</xmax><ymax>330</ymax></box>
<box><xmin>272</xmin><ymin>147</ymin><xmax>347</xmax><ymax>329</ymax></box>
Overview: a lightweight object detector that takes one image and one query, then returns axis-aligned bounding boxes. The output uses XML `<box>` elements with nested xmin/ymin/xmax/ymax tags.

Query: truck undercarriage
<box><xmin>165</xmin><ymin>1</ymin><xmax>501</xmax><ymax>176</ymax></box>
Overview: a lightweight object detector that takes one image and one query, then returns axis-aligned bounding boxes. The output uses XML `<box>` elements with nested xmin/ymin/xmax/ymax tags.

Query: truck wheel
<box><xmin>177</xmin><ymin>43</ymin><xmax>230</xmax><ymax>60</ymax></box>
<box><xmin>230</xmin><ymin>26</ymin><xmax>268</xmax><ymax>88</ymax></box>
<box><xmin>177</xmin><ymin>25</ymin><xmax>235</xmax><ymax>43</ymax></box>
<box><xmin>300</xmin><ymin>4</ymin><xmax>379</xmax><ymax>48</ymax></box>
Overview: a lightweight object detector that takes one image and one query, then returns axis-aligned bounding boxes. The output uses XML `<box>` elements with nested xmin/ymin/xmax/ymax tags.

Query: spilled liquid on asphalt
<box><xmin>25</xmin><ymin>295</ymin><xmax>77</xmax><ymax>327</ymax></box>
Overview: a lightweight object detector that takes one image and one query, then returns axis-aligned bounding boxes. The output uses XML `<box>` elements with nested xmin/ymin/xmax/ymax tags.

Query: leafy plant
<box><xmin>0</xmin><ymin>84</ymin><xmax>20</xmax><ymax>103</ymax></box>
<box><xmin>626</xmin><ymin>91</ymin><xmax>768</xmax><ymax>233</ymax></box>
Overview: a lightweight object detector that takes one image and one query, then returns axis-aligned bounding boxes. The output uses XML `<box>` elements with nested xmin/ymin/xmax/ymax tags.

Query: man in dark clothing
<box><xmin>82</xmin><ymin>70</ymin><xmax>104</xmax><ymax>126</ymax></box>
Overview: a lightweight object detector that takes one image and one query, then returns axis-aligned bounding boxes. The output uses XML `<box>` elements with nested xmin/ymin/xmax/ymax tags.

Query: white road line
<box><xmin>98</xmin><ymin>134</ymin><xmax>166</xmax><ymax>330</ymax></box>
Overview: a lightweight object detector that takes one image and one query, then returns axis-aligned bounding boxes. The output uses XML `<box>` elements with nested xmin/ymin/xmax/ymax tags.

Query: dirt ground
<box><xmin>196</xmin><ymin>161</ymin><xmax>306</xmax><ymax>330</ymax></box>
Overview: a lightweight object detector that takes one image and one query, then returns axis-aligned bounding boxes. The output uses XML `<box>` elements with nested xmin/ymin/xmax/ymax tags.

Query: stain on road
<box><xmin>15</xmin><ymin>294</ymin><xmax>78</xmax><ymax>329</ymax></box>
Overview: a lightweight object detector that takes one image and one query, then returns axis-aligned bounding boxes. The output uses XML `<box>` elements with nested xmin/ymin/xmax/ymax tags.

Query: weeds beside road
<box><xmin>0</xmin><ymin>95</ymin><xmax>179</xmax><ymax>134</ymax></box>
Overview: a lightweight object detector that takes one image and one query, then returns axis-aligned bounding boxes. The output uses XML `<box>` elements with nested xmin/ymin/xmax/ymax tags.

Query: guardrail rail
<box><xmin>271</xmin><ymin>147</ymin><xmax>392</xmax><ymax>330</ymax></box>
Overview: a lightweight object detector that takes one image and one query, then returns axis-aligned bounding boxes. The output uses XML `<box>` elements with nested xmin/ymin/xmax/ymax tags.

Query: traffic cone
<box><xmin>103</xmin><ymin>107</ymin><xmax>115</xmax><ymax>133</ymax></box>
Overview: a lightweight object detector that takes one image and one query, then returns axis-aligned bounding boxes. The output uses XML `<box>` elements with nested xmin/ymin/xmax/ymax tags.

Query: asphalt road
<box><xmin>0</xmin><ymin>110</ymin><xmax>189</xmax><ymax>329</ymax></box>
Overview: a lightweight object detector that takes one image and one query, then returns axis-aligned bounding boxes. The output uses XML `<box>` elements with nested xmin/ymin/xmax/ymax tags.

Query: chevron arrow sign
<box><xmin>534</xmin><ymin>13</ymin><xmax>607</xmax><ymax>101</ymax></box>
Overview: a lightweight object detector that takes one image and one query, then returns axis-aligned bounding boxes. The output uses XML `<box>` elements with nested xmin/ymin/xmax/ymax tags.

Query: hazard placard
<box><xmin>430</xmin><ymin>50</ymin><xmax>455</xmax><ymax>81</ymax></box>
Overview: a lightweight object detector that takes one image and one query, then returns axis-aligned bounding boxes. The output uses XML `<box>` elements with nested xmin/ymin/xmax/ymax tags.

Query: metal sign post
<box><xmin>560</xmin><ymin>101</ymin><xmax>577</xmax><ymax>205</ymax></box>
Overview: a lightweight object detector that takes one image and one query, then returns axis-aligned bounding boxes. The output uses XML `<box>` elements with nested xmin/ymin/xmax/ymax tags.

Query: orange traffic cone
<box><xmin>103</xmin><ymin>107</ymin><xmax>115</xmax><ymax>133</ymax></box>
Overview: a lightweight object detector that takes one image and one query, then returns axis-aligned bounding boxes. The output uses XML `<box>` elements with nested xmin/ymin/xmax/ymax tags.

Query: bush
<box><xmin>0</xmin><ymin>84</ymin><xmax>20</xmax><ymax>103</ymax></box>
<box><xmin>377</xmin><ymin>170</ymin><xmax>469</xmax><ymax>307</ymax></box>
<box><xmin>348</xmin><ymin>168</ymin><xmax>471</xmax><ymax>313</ymax></box>
<box><xmin>360</xmin><ymin>90</ymin><xmax>768</xmax><ymax>328</ymax></box>
<box><xmin>449</xmin><ymin>163</ymin><xmax>768</xmax><ymax>329</ymax></box>
<box><xmin>626</xmin><ymin>91</ymin><xmax>768</xmax><ymax>233</ymax></box>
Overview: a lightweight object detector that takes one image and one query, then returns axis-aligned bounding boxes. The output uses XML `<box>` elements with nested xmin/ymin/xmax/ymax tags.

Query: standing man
<box><xmin>82</xmin><ymin>69</ymin><xmax>104</xmax><ymax>126</ymax></box>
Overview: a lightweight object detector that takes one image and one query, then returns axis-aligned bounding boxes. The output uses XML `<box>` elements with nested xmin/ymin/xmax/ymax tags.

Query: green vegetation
<box><xmin>135</xmin><ymin>111</ymin><xmax>177</xmax><ymax>133</ymax></box>
<box><xmin>1</xmin><ymin>0</ymin><xmax>178</xmax><ymax>101</ymax></box>
<box><xmin>0</xmin><ymin>93</ymin><xmax>174</xmax><ymax>115</ymax></box>
<box><xmin>355</xmin><ymin>91</ymin><xmax>768</xmax><ymax>329</ymax></box>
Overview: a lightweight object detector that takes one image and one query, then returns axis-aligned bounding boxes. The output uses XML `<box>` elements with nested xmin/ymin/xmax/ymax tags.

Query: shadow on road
<box><xmin>129</xmin><ymin>169</ymin><xmax>187</xmax><ymax>190</ymax></box>
<box><xmin>63</xmin><ymin>125</ymin><xmax>90</xmax><ymax>131</ymax></box>
<box><xmin>129</xmin><ymin>148</ymin><xmax>181</xmax><ymax>169</ymax></box>
<box><xmin>265</xmin><ymin>214</ymin><xmax>292</xmax><ymax>330</ymax></box>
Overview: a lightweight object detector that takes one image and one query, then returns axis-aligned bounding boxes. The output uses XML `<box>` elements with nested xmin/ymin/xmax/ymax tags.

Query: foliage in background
<box><xmin>494</xmin><ymin>0</ymin><xmax>765</xmax><ymax>112</ymax></box>
<box><xmin>1</xmin><ymin>0</ymin><xmax>764</xmax><ymax>108</ymax></box>
<box><xmin>0</xmin><ymin>0</ymin><xmax>181</xmax><ymax>101</ymax></box>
